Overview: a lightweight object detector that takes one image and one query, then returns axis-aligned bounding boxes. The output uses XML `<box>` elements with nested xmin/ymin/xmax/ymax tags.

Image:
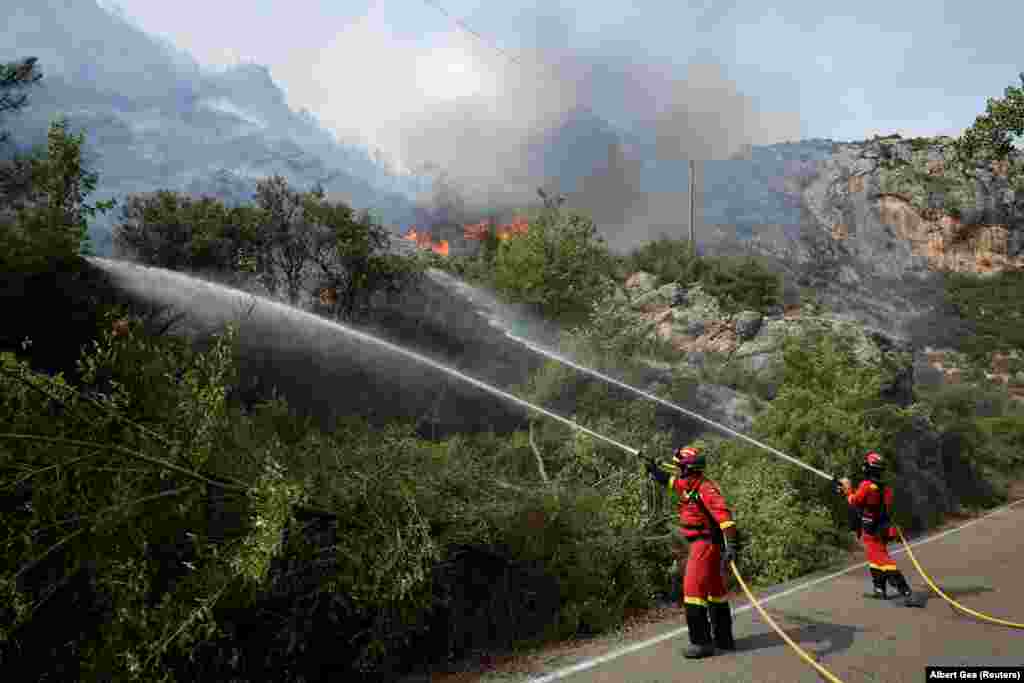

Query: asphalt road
<box><xmin>470</xmin><ymin>499</ymin><xmax>1024</xmax><ymax>683</ymax></box>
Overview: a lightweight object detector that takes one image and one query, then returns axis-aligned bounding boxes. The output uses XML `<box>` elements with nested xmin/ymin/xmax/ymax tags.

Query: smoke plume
<box><xmin>296</xmin><ymin>5</ymin><xmax>803</xmax><ymax>251</ymax></box>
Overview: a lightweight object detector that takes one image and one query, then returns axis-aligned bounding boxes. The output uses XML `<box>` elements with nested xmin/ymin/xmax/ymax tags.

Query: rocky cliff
<box><xmin>713</xmin><ymin>136</ymin><xmax>1024</xmax><ymax>344</ymax></box>
<box><xmin>804</xmin><ymin>135</ymin><xmax>1024</xmax><ymax>276</ymax></box>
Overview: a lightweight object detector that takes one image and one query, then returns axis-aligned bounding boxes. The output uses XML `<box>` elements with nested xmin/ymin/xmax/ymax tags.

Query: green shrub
<box><xmin>624</xmin><ymin>235</ymin><xmax>701</xmax><ymax>287</ymax></box>
<box><xmin>698</xmin><ymin>352</ymin><xmax>780</xmax><ymax>402</ymax></box>
<box><xmin>943</xmin><ymin>270</ymin><xmax>1024</xmax><ymax>363</ymax></box>
<box><xmin>0</xmin><ymin>313</ymin><xmax>299</xmax><ymax>682</ymax></box>
<box><xmin>492</xmin><ymin>207</ymin><xmax>615</xmax><ymax>325</ymax></box>
<box><xmin>977</xmin><ymin>414</ymin><xmax>1024</xmax><ymax>465</ymax></box>
<box><xmin>698</xmin><ymin>255</ymin><xmax>783</xmax><ymax>314</ymax></box>
<box><xmin>625</xmin><ymin>237</ymin><xmax>782</xmax><ymax>314</ymax></box>
<box><xmin>707</xmin><ymin>443</ymin><xmax>841</xmax><ymax>586</ymax></box>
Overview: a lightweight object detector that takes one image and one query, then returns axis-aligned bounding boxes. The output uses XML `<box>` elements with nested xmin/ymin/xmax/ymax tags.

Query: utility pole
<box><xmin>688</xmin><ymin>159</ymin><xmax>697</xmax><ymax>256</ymax></box>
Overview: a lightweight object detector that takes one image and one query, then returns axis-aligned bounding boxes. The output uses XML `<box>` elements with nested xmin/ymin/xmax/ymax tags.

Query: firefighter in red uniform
<box><xmin>837</xmin><ymin>452</ymin><xmax>917</xmax><ymax>605</ymax></box>
<box><xmin>646</xmin><ymin>445</ymin><xmax>738</xmax><ymax>658</ymax></box>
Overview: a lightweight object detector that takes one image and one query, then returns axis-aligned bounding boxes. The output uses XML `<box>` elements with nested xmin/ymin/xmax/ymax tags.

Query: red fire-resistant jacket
<box><xmin>847</xmin><ymin>480</ymin><xmax>894</xmax><ymax>536</ymax></box>
<box><xmin>668</xmin><ymin>475</ymin><xmax>735</xmax><ymax>541</ymax></box>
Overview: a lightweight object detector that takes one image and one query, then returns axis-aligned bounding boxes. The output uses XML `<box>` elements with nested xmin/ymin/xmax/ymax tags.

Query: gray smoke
<box><xmin>387</xmin><ymin>14</ymin><xmax>803</xmax><ymax>252</ymax></box>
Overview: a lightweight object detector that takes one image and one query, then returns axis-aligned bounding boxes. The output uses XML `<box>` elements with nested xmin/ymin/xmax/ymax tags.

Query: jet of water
<box><xmin>89</xmin><ymin>258</ymin><xmax>640</xmax><ymax>457</ymax></box>
<box><xmin>505</xmin><ymin>333</ymin><xmax>834</xmax><ymax>482</ymax></box>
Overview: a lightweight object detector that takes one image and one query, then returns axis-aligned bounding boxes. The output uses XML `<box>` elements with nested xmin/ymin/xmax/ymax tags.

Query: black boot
<box><xmin>886</xmin><ymin>571</ymin><xmax>910</xmax><ymax>596</ymax></box>
<box><xmin>887</xmin><ymin>571</ymin><xmax>922</xmax><ymax>606</ymax></box>
<box><xmin>684</xmin><ymin>604</ymin><xmax>715</xmax><ymax>659</ymax></box>
<box><xmin>867</xmin><ymin>568</ymin><xmax>888</xmax><ymax>599</ymax></box>
<box><xmin>709</xmin><ymin>602</ymin><xmax>735</xmax><ymax>651</ymax></box>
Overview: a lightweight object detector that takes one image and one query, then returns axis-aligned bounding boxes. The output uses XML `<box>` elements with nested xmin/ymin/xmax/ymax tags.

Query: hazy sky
<box><xmin>96</xmin><ymin>0</ymin><xmax>1021</xmax><ymax>170</ymax></box>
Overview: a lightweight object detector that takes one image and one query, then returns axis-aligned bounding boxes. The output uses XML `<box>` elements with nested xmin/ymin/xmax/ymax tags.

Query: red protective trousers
<box><xmin>681</xmin><ymin>538</ymin><xmax>728</xmax><ymax>606</ymax></box>
<box><xmin>861</xmin><ymin>528</ymin><xmax>899</xmax><ymax>571</ymax></box>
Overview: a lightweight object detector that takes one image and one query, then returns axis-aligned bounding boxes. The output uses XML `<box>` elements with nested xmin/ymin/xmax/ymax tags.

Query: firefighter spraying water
<box><xmin>645</xmin><ymin>445</ymin><xmax>740</xmax><ymax>658</ymax></box>
<box><xmin>836</xmin><ymin>452</ymin><xmax>922</xmax><ymax>606</ymax></box>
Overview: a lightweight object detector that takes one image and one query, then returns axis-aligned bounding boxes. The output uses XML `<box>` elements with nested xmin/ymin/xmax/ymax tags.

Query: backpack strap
<box><xmin>687</xmin><ymin>484</ymin><xmax>726</xmax><ymax>547</ymax></box>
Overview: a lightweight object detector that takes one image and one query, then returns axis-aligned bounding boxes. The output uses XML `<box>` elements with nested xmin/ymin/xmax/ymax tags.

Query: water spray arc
<box><xmin>505</xmin><ymin>327</ymin><xmax>1024</xmax><ymax>647</ymax></box>
<box><xmin>88</xmin><ymin>258</ymin><xmax>639</xmax><ymax>458</ymax></box>
<box><xmin>505</xmin><ymin>333</ymin><xmax>833</xmax><ymax>481</ymax></box>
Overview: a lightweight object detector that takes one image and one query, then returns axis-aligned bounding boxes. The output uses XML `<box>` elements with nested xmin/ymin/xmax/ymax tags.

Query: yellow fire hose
<box><xmin>894</xmin><ymin>526</ymin><xmax>1024</xmax><ymax>629</ymax></box>
<box><xmin>729</xmin><ymin>561</ymin><xmax>847</xmax><ymax>683</ymax></box>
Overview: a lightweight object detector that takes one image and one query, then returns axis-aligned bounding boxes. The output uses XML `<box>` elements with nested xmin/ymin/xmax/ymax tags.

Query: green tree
<box><xmin>954</xmin><ymin>73</ymin><xmax>1024</xmax><ymax>165</ymax></box>
<box><xmin>250</xmin><ymin>175</ymin><xmax>319</xmax><ymax>306</ymax></box>
<box><xmin>306</xmin><ymin>198</ymin><xmax>423</xmax><ymax>321</ymax></box>
<box><xmin>492</xmin><ymin>197</ymin><xmax>614</xmax><ymax>324</ymax></box>
<box><xmin>114</xmin><ymin>191</ymin><xmax>262</xmax><ymax>275</ymax></box>
<box><xmin>0</xmin><ymin>57</ymin><xmax>42</xmax><ymax>144</ymax></box>
<box><xmin>0</xmin><ymin>118</ymin><xmax>114</xmax><ymax>272</ymax></box>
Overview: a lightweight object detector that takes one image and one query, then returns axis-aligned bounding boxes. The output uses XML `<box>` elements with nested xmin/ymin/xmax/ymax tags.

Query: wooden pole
<box><xmin>688</xmin><ymin>159</ymin><xmax>697</xmax><ymax>254</ymax></box>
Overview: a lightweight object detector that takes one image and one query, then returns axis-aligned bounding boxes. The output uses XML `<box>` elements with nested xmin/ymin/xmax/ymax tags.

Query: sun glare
<box><xmin>414</xmin><ymin>47</ymin><xmax>487</xmax><ymax>100</ymax></box>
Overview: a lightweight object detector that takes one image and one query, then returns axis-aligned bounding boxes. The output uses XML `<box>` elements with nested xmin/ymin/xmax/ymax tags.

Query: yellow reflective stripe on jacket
<box><xmin>720</xmin><ymin>520</ymin><xmax>736</xmax><ymax>530</ymax></box>
<box><xmin>684</xmin><ymin>596</ymin><xmax>708</xmax><ymax>607</ymax></box>
<box><xmin>707</xmin><ymin>595</ymin><xmax>729</xmax><ymax>604</ymax></box>
<box><xmin>667</xmin><ymin>475</ymin><xmax>676</xmax><ymax>492</ymax></box>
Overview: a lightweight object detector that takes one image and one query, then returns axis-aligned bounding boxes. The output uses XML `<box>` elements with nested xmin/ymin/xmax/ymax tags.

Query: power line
<box><xmin>416</xmin><ymin>0</ymin><xmax>597</xmax><ymax>114</ymax></box>
<box><xmin>420</xmin><ymin>0</ymin><xmax>531</xmax><ymax>70</ymax></box>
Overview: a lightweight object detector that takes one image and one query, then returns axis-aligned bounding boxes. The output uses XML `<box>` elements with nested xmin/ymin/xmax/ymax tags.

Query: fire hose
<box><xmin>502</xmin><ymin>335</ymin><xmax>1024</xmax><ymax>675</ymax></box>
<box><xmin>894</xmin><ymin>526</ymin><xmax>1024</xmax><ymax>629</ymax></box>
<box><xmin>729</xmin><ymin>560</ymin><xmax>845</xmax><ymax>683</ymax></box>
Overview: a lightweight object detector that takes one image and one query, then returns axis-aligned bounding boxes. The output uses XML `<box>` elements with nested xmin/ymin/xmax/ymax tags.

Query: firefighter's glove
<box><xmin>831</xmin><ymin>476</ymin><xmax>844</xmax><ymax>496</ymax></box>
<box><xmin>839</xmin><ymin>477</ymin><xmax>852</xmax><ymax>495</ymax></box>
<box><xmin>645</xmin><ymin>459</ymin><xmax>661</xmax><ymax>478</ymax></box>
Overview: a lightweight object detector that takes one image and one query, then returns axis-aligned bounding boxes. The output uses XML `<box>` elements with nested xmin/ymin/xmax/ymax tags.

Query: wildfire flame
<box><xmin>497</xmin><ymin>216</ymin><xmax>529</xmax><ymax>241</ymax></box>
<box><xmin>403</xmin><ymin>227</ymin><xmax>449</xmax><ymax>257</ymax></box>
<box><xmin>463</xmin><ymin>220</ymin><xmax>490</xmax><ymax>241</ymax></box>
<box><xmin>462</xmin><ymin>216</ymin><xmax>530</xmax><ymax>242</ymax></box>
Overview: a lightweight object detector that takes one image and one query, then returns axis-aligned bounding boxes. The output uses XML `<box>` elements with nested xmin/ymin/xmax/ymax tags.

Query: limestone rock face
<box><xmin>805</xmin><ymin>136</ymin><xmax>1024</xmax><ymax>279</ymax></box>
<box><xmin>712</xmin><ymin>136</ymin><xmax>1024</xmax><ymax>341</ymax></box>
<box><xmin>877</xmin><ymin>195</ymin><xmax>1024</xmax><ymax>273</ymax></box>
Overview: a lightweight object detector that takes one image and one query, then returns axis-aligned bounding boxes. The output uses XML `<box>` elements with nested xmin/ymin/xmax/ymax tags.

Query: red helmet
<box><xmin>863</xmin><ymin>451</ymin><xmax>885</xmax><ymax>478</ymax></box>
<box><xmin>673</xmin><ymin>446</ymin><xmax>706</xmax><ymax>476</ymax></box>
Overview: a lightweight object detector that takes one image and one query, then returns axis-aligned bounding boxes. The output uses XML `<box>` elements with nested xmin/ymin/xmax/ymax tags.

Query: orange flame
<box><xmin>496</xmin><ymin>216</ymin><xmax>530</xmax><ymax>241</ymax></box>
<box><xmin>464</xmin><ymin>217</ymin><xmax>530</xmax><ymax>242</ymax></box>
<box><xmin>403</xmin><ymin>226</ymin><xmax>449</xmax><ymax>256</ymax></box>
<box><xmin>463</xmin><ymin>220</ymin><xmax>491</xmax><ymax>241</ymax></box>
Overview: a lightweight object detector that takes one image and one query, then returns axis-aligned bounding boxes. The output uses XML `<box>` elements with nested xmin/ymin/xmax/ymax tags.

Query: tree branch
<box><xmin>13</xmin><ymin>526</ymin><xmax>89</xmax><ymax>583</ymax></box>
<box><xmin>0</xmin><ymin>433</ymin><xmax>249</xmax><ymax>493</ymax></box>
<box><xmin>1</xmin><ymin>451</ymin><xmax>99</xmax><ymax>492</ymax></box>
<box><xmin>30</xmin><ymin>484</ymin><xmax>196</xmax><ymax>535</ymax></box>
<box><xmin>528</xmin><ymin>421</ymin><xmax>549</xmax><ymax>484</ymax></box>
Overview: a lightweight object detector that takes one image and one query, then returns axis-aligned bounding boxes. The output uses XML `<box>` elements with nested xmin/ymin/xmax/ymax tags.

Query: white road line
<box><xmin>525</xmin><ymin>497</ymin><xmax>1024</xmax><ymax>682</ymax></box>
